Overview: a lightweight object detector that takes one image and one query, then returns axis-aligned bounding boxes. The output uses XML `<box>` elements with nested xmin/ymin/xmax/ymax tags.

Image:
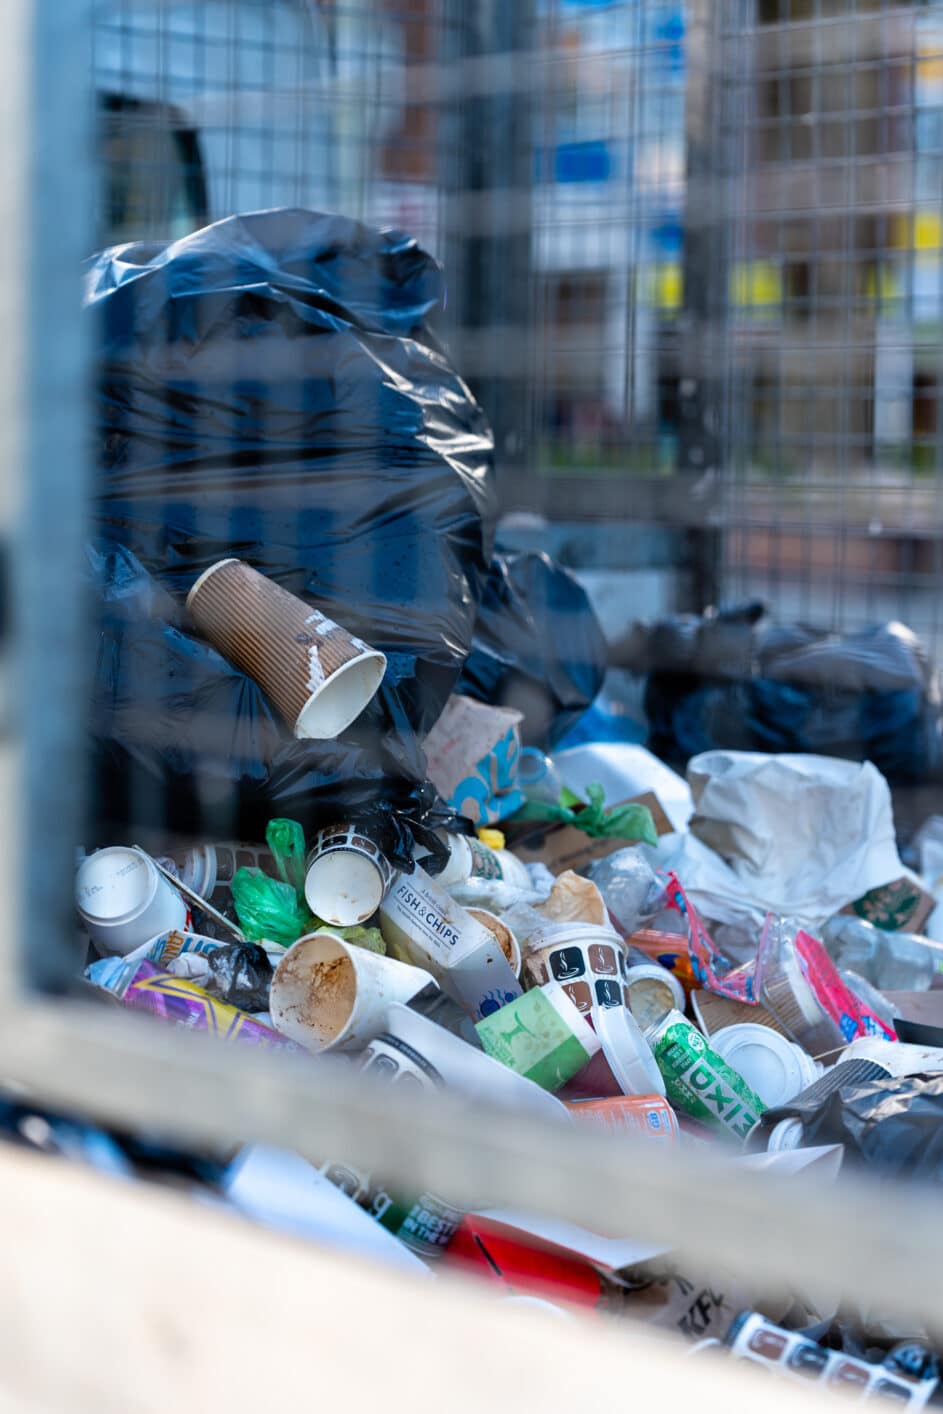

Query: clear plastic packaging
<box><xmin>822</xmin><ymin>913</ymin><xmax>943</xmax><ymax>992</ymax></box>
<box><xmin>588</xmin><ymin>849</ymin><xmax>663</xmax><ymax>936</ymax></box>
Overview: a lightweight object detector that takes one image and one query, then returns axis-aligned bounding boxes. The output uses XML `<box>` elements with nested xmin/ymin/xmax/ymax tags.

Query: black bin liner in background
<box><xmin>458</xmin><ymin>550</ymin><xmax>607</xmax><ymax>750</ymax></box>
<box><xmin>86</xmin><ymin>210</ymin><xmax>497</xmax><ymax>841</ymax></box>
<box><xmin>632</xmin><ymin>612</ymin><xmax>941</xmax><ymax>784</ymax></box>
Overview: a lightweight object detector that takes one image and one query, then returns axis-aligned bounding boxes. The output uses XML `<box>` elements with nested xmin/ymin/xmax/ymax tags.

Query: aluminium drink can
<box><xmin>645</xmin><ymin>1009</ymin><xmax>767</xmax><ymax>1141</ymax></box>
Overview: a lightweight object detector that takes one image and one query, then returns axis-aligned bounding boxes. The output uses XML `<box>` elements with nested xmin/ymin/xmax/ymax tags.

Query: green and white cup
<box><xmin>475</xmin><ymin>981</ymin><xmax>601</xmax><ymax>1091</ymax></box>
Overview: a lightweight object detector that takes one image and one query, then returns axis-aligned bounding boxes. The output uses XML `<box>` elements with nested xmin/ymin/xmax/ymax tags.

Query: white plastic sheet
<box><xmin>671</xmin><ymin>752</ymin><xmax>903</xmax><ymax>929</ymax></box>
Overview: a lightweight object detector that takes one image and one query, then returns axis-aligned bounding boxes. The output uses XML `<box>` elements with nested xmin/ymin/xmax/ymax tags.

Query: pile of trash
<box><xmin>73</xmin><ymin>733</ymin><xmax>943</xmax><ymax>1400</ymax></box>
<box><xmin>58</xmin><ymin>211</ymin><xmax>943</xmax><ymax>1400</ymax></box>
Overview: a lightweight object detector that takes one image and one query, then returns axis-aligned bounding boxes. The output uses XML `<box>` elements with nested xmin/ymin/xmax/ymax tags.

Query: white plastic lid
<box><xmin>75</xmin><ymin>847</ymin><xmax>156</xmax><ymax>926</ymax></box>
<box><xmin>305</xmin><ymin>850</ymin><xmax>385</xmax><ymax>926</ymax></box>
<box><xmin>711</xmin><ymin>1024</ymin><xmax>813</xmax><ymax>1107</ymax></box>
<box><xmin>594</xmin><ymin>1005</ymin><xmax>666</xmax><ymax>1097</ymax></box>
<box><xmin>766</xmin><ymin>1118</ymin><xmax>802</xmax><ymax>1153</ymax></box>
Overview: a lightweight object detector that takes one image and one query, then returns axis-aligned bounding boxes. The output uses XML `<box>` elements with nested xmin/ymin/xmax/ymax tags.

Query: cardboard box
<box><xmin>423</xmin><ymin>695</ymin><xmax>524</xmax><ymax>826</ymax></box>
<box><xmin>841</xmin><ymin>872</ymin><xmax>935</xmax><ymax>936</ymax></box>
<box><xmin>509</xmin><ymin>792</ymin><xmax>673</xmax><ymax>875</ymax></box>
<box><xmin>379</xmin><ymin>865</ymin><xmax>522</xmax><ymax>1020</ymax></box>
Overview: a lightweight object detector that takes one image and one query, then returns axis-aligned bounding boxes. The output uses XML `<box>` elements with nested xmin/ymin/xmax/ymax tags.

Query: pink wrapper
<box><xmin>122</xmin><ymin>960</ymin><xmax>301</xmax><ymax>1052</ymax></box>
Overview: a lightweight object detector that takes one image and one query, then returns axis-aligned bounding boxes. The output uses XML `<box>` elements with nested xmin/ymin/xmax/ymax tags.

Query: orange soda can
<box><xmin>564</xmin><ymin>1094</ymin><xmax>679</xmax><ymax>1142</ymax></box>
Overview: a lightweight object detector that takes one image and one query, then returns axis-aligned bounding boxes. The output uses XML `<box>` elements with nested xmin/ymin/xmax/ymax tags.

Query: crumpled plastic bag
<box><xmin>231</xmin><ymin>870</ymin><xmax>317</xmax><ymax>949</ymax></box>
<box><xmin>515</xmin><ymin>783</ymin><xmax>658</xmax><ymax>844</ymax></box>
<box><xmin>763</xmin><ymin>1073</ymin><xmax>943</xmax><ymax>1182</ymax></box>
<box><xmin>458</xmin><ymin>550</ymin><xmax>607</xmax><ymax>750</ymax></box>
<box><xmin>85</xmin><ymin>209</ymin><xmax>498</xmax><ymax>841</ymax></box>
<box><xmin>672</xmin><ymin>751</ymin><xmax>903</xmax><ymax>929</ymax></box>
<box><xmin>589</xmin><ymin>849</ymin><xmax>663</xmax><ymax>936</ymax></box>
<box><xmin>204</xmin><ymin>943</ymin><xmax>274</xmax><ymax>1013</ymax></box>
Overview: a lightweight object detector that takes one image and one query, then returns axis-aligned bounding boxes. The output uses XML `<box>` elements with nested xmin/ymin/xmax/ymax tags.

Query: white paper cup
<box><xmin>269</xmin><ymin>932</ymin><xmax>434</xmax><ymax>1053</ymax></box>
<box><xmin>76</xmin><ymin>847</ymin><xmax>188</xmax><ymax>956</ymax></box>
<box><xmin>160</xmin><ymin>844</ymin><xmax>218</xmax><ymax>900</ymax></box>
<box><xmin>467</xmin><ymin>908</ymin><xmax>522</xmax><ymax>978</ymax></box>
<box><xmin>383</xmin><ymin>1003</ymin><xmax>569</xmax><ymax>1121</ymax></box>
<box><xmin>521</xmin><ymin>921</ymin><xmax>665</xmax><ymax>1097</ymax></box>
<box><xmin>412</xmin><ymin>831</ymin><xmax>473</xmax><ymax>889</ymax></box>
<box><xmin>304</xmin><ymin>823</ymin><xmax>393</xmax><ymax>926</ymax></box>
<box><xmin>466</xmin><ymin>839</ymin><xmax>532</xmax><ymax>890</ymax></box>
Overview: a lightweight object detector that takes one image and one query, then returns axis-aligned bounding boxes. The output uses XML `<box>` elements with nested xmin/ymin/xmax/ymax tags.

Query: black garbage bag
<box><xmin>631</xmin><ymin>611</ymin><xmax>940</xmax><ymax>783</ymax></box>
<box><xmin>89</xmin><ymin>542</ymin><xmax>439</xmax><ymax>845</ymax></box>
<box><xmin>86</xmin><ymin>210</ymin><xmax>497</xmax><ymax>840</ymax></box>
<box><xmin>762</xmin><ymin>1072</ymin><xmax>943</xmax><ymax>1183</ymax></box>
<box><xmin>457</xmin><ymin>550</ymin><xmax>607</xmax><ymax>750</ymax></box>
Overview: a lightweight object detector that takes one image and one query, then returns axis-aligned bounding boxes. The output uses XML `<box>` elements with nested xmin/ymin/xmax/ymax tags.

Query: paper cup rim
<box><xmin>294</xmin><ymin>649</ymin><xmax>387</xmax><ymax>740</ymax></box>
<box><xmin>304</xmin><ymin>849</ymin><xmax>387</xmax><ymax>925</ymax></box>
<box><xmin>185</xmin><ymin>557</ymin><xmax>242</xmax><ymax>611</ymax></box>
<box><xmin>270</xmin><ymin>931</ymin><xmax>357</xmax><ymax>1051</ymax></box>
<box><xmin>623</xmin><ymin>961</ymin><xmax>685</xmax><ymax>1016</ymax></box>
<box><xmin>76</xmin><ymin>847</ymin><xmax>159</xmax><ymax>928</ymax></box>
<box><xmin>466</xmin><ymin>907</ymin><xmax>522</xmax><ymax>976</ymax></box>
<box><xmin>523</xmin><ymin>921</ymin><xmax>624</xmax><ymax>955</ymax></box>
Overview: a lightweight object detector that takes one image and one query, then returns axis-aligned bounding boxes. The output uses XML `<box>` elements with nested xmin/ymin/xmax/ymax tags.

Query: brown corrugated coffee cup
<box><xmin>186</xmin><ymin>559</ymin><xmax>387</xmax><ymax>739</ymax></box>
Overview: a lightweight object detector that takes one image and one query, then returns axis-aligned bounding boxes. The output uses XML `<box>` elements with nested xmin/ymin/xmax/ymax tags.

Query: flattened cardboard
<box><xmin>691</xmin><ymin>989</ymin><xmax>791</xmax><ymax>1040</ymax></box>
<box><xmin>510</xmin><ymin>792</ymin><xmax>673</xmax><ymax>874</ymax></box>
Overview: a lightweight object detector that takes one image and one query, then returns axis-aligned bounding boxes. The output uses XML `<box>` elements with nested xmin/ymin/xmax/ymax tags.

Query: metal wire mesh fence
<box><xmin>90</xmin><ymin>0</ymin><xmax>943</xmax><ymax>658</ymax></box>
<box><xmin>2</xmin><ymin>0</ymin><xmax>938</xmax><ymax>1342</ymax></box>
<box><xmin>718</xmin><ymin>0</ymin><xmax>943</xmax><ymax>656</ymax></box>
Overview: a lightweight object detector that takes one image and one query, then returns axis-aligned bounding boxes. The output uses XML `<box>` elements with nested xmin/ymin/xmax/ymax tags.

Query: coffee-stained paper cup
<box><xmin>304</xmin><ymin>822</ymin><xmax>394</xmax><ymax>927</ymax></box>
<box><xmin>270</xmin><ymin>932</ymin><xmax>433</xmax><ymax>1053</ymax></box>
<box><xmin>187</xmin><ymin>559</ymin><xmax>386</xmax><ymax>740</ymax></box>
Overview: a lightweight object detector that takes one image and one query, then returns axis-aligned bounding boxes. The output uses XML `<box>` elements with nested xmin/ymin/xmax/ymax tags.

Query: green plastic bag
<box><xmin>231</xmin><ymin>869</ymin><xmax>317</xmax><ymax>948</ymax></box>
<box><xmin>233</xmin><ymin>815</ymin><xmax>389</xmax><ymax>953</ymax></box>
<box><xmin>513</xmin><ymin>783</ymin><xmax>658</xmax><ymax>846</ymax></box>
<box><xmin>266</xmin><ymin>818</ymin><xmax>308</xmax><ymax>903</ymax></box>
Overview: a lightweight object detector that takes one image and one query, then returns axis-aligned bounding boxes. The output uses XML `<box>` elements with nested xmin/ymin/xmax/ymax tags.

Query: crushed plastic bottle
<box><xmin>822</xmin><ymin>913</ymin><xmax>943</xmax><ymax>992</ymax></box>
<box><xmin>517</xmin><ymin>748</ymin><xmax>565</xmax><ymax>805</ymax></box>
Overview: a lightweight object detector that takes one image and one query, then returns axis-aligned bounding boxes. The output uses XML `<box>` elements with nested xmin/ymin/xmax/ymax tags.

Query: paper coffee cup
<box><xmin>76</xmin><ymin>847</ymin><xmax>189</xmax><ymax>956</ymax></box>
<box><xmin>304</xmin><ymin>823</ymin><xmax>394</xmax><ymax>927</ymax></box>
<box><xmin>269</xmin><ymin>932</ymin><xmax>434</xmax><ymax>1053</ymax></box>
<box><xmin>522</xmin><ymin>922</ymin><xmax>664</xmax><ymax>1097</ymax></box>
<box><xmin>467</xmin><ymin>907</ymin><xmax>522</xmax><ymax>978</ymax></box>
<box><xmin>359</xmin><ymin>1032</ymin><xmax>444</xmax><ymax>1094</ymax></box>
<box><xmin>159</xmin><ymin>844</ymin><xmax>218</xmax><ymax>901</ymax></box>
<box><xmin>186</xmin><ymin>559</ymin><xmax>387</xmax><ymax>740</ymax></box>
<box><xmin>475</xmin><ymin>982</ymin><xmax>601</xmax><ymax>1091</ymax></box>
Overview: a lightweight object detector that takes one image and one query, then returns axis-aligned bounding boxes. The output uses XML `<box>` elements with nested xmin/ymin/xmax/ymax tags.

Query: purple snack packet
<box><xmin>122</xmin><ymin>960</ymin><xmax>302</xmax><ymax>1053</ymax></box>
